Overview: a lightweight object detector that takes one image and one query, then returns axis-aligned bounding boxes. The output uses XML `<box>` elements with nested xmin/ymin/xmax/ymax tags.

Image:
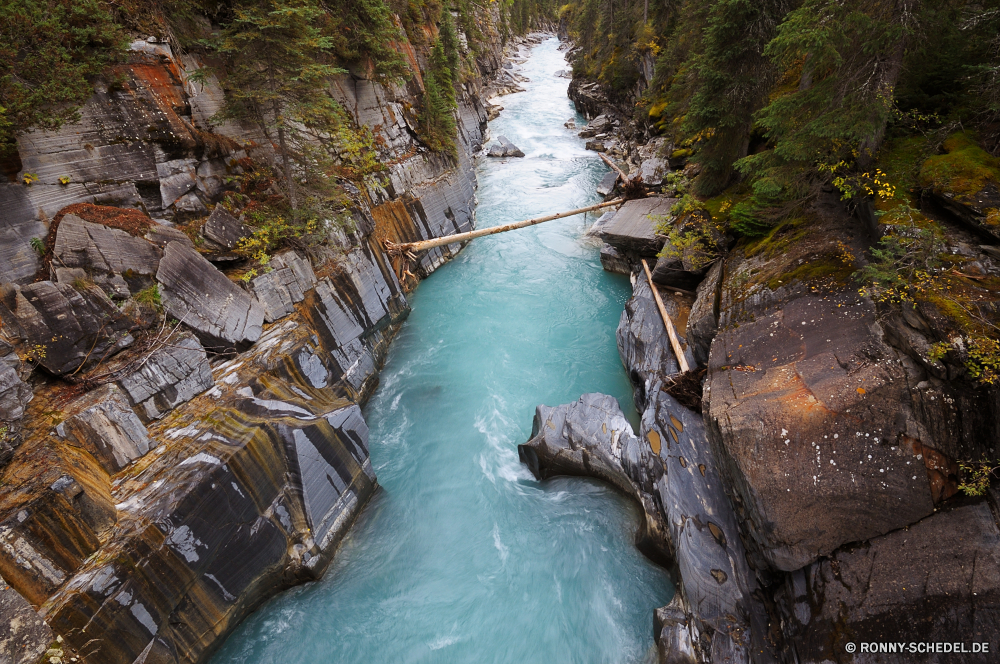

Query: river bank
<box><xmin>530</xmin><ymin>33</ymin><xmax>1000</xmax><ymax>664</ymax></box>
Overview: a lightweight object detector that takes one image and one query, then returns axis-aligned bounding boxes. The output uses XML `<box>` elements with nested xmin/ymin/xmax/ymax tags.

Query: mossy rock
<box><xmin>919</xmin><ymin>132</ymin><xmax>1000</xmax><ymax>197</ymax></box>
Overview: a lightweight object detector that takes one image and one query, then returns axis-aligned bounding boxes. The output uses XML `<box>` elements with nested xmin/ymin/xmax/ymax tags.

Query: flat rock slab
<box><xmin>0</xmin><ymin>281</ymin><xmax>134</xmax><ymax>375</ymax></box>
<box><xmin>782</xmin><ymin>500</ymin><xmax>1000</xmax><ymax>662</ymax></box>
<box><xmin>202</xmin><ymin>205</ymin><xmax>249</xmax><ymax>250</ymax></box>
<box><xmin>156</xmin><ymin>241</ymin><xmax>265</xmax><ymax>353</ymax></box>
<box><xmin>116</xmin><ymin>331</ymin><xmax>212</xmax><ymax>422</ymax></box>
<box><xmin>596</xmin><ymin>171</ymin><xmax>619</xmax><ymax>197</ymax></box>
<box><xmin>249</xmin><ymin>251</ymin><xmax>318</xmax><ymax>323</ymax></box>
<box><xmin>598</xmin><ymin>197</ymin><xmax>673</xmax><ymax>256</ymax></box>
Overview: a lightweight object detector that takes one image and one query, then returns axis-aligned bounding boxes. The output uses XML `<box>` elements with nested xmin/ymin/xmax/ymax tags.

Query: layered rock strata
<box><xmin>0</xmin><ymin>10</ymin><xmax>527</xmax><ymax>664</ymax></box>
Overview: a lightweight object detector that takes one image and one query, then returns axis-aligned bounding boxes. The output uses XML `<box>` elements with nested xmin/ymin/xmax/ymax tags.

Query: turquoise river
<box><xmin>211</xmin><ymin>37</ymin><xmax>674</xmax><ymax>664</ymax></box>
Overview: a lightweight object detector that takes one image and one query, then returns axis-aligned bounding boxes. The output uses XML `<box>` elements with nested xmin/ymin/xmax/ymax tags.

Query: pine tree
<box><xmin>683</xmin><ymin>0</ymin><xmax>791</xmax><ymax>197</ymax></box>
<box><xmin>0</xmin><ymin>0</ymin><xmax>125</xmax><ymax>150</ymax></box>
<box><xmin>420</xmin><ymin>37</ymin><xmax>457</xmax><ymax>154</ymax></box>
<box><xmin>213</xmin><ymin>0</ymin><xmax>347</xmax><ymax>211</ymax></box>
<box><xmin>736</xmin><ymin>0</ymin><xmax>920</xmax><ymax>207</ymax></box>
<box><xmin>439</xmin><ymin>7</ymin><xmax>461</xmax><ymax>78</ymax></box>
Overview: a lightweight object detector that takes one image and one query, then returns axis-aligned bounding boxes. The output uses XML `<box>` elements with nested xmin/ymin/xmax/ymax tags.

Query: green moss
<box><xmin>743</xmin><ymin>216</ymin><xmax>808</xmax><ymax>259</ymax></box>
<box><xmin>919</xmin><ymin>132</ymin><xmax>1000</xmax><ymax>196</ymax></box>
<box><xmin>876</xmin><ymin>136</ymin><xmax>929</xmax><ymax>193</ymax></box>
<box><xmin>765</xmin><ymin>258</ymin><xmax>854</xmax><ymax>291</ymax></box>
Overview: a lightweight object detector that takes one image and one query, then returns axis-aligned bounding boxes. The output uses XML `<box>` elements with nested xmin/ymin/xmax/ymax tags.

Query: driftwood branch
<box><xmin>641</xmin><ymin>258</ymin><xmax>691</xmax><ymax>373</ymax></box>
<box><xmin>385</xmin><ymin>198</ymin><xmax>624</xmax><ymax>255</ymax></box>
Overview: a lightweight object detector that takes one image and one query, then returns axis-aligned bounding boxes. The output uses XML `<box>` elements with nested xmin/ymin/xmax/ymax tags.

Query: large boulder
<box><xmin>486</xmin><ymin>135</ymin><xmax>525</xmax><ymax>158</ymax></box>
<box><xmin>155</xmin><ymin>241</ymin><xmax>265</xmax><ymax>353</ymax></box>
<box><xmin>116</xmin><ymin>331</ymin><xmax>212</xmax><ymax>422</ymax></box>
<box><xmin>53</xmin><ymin>215</ymin><xmax>162</xmax><ymax>299</ymax></box>
<box><xmin>0</xmin><ymin>281</ymin><xmax>135</xmax><ymax>376</ymax></box>
<box><xmin>703</xmin><ymin>207</ymin><xmax>938</xmax><ymax>572</ymax></box>
<box><xmin>780</xmin><ymin>500</ymin><xmax>1000</xmax><ymax>662</ymax></box>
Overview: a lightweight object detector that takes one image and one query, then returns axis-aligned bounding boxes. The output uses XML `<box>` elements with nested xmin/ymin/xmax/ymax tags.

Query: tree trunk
<box><xmin>274</xmin><ymin>102</ymin><xmax>298</xmax><ymax>211</ymax></box>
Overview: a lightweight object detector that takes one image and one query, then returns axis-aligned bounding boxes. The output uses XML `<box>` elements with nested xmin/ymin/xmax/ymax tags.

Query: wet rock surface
<box><xmin>781</xmin><ymin>499</ymin><xmax>1000</xmax><ymax>663</ymax></box>
<box><xmin>486</xmin><ymin>135</ymin><xmax>525</xmax><ymax>157</ymax></box>
<box><xmin>56</xmin><ymin>385</ymin><xmax>151</xmax><ymax>473</ymax></box>
<box><xmin>116</xmin><ymin>331</ymin><xmax>212</xmax><ymax>422</ymax></box>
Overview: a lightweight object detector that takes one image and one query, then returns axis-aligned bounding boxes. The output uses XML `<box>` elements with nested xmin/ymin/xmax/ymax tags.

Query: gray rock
<box><xmin>517</xmin><ymin>393</ymin><xmax>672</xmax><ymax>561</ymax></box>
<box><xmin>654</xmin><ymin>596</ymin><xmax>698</xmax><ymax>664</ymax></box>
<box><xmin>578</xmin><ymin>114</ymin><xmax>612</xmax><ymax>139</ymax></box>
<box><xmin>598</xmin><ymin>197</ymin><xmax>672</xmax><ymax>256</ymax></box>
<box><xmin>156</xmin><ymin>241</ymin><xmax>265</xmax><ymax>353</ymax></box>
<box><xmin>117</xmin><ymin>331</ymin><xmax>213</xmax><ymax>422</ymax></box>
<box><xmin>0</xmin><ymin>214</ymin><xmax>46</xmax><ymax>285</ymax></box>
<box><xmin>202</xmin><ymin>205</ymin><xmax>250</xmax><ymax>250</ymax></box>
<box><xmin>0</xmin><ymin>576</ymin><xmax>54</xmax><ymax>664</ymax></box>
<box><xmin>649</xmin><ymin>254</ymin><xmax>705</xmax><ymax>291</ymax></box>
<box><xmin>486</xmin><ymin>135</ymin><xmax>525</xmax><ymax>158</ymax></box>
<box><xmin>53</xmin><ymin>214</ymin><xmax>162</xmax><ymax>298</ymax></box>
<box><xmin>596</xmin><ymin>171</ymin><xmax>619</xmax><ymax>197</ymax></box>
<box><xmin>144</xmin><ymin>222</ymin><xmax>196</xmax><ymax>250</ymax></box>
<box><xmin>617</xmin><ymin>276</ymin><xmax>694</xmax><ymax>411</ymax></box>
<box><xmin>0</xmin><ymin>340</ymin><xmax>31</xmax><ymax>422</ymax></box>
<box><xmin>781</xmin><ymin>500</ymin><xmax>1000</xmax><ymax>662</ymax></box>
<box><xmin>599</xmin><ymin>243</ymin><xmax>631</xmax><ymax>275</ymax></box>
<box><xmin>519</xmin><ymin>388</ymin><xmax>765</xmax><ymax>663</ymax></box>
<box><xmin>685</xmin><ymin>260</ymin><xmax>722</xmax><ymax>367</ymax></box>
<box><xmin>0</xmin><ymin>281</ymin><xmax>134</xmax><ymax>376</ymax></box>
<box><xmin>56</xmin><ymin>385</ymin><xmax>151</xmax><ymax>473</ymax></box>
<box><xmin>638</xmin><ymin>157</ymin><xmax>669</xmax><ymax>187</ymax></box>
<box><xmin>249</xmin><ymin>251</ymin><xmax>318</xmax><ymax>323</ymax></box>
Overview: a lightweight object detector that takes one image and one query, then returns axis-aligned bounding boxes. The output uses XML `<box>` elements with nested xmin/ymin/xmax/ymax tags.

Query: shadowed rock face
<box><xmin>0</xmin><ymin>575</ymin><xmax>53</xmax><ymax>664</ymax></box>
<box><xmin>617</xmin><ymin>275</ymin><xmax>695</xmax><ymax>411</ymax></box>
<box><xmin>0</xmin><ymin>281</ymin><xmax>135</xmax><ymax>376</ymax></box>
<box><xmin>780</xmin><ymin>499</ymin><xmax>1000</xmax><ymax>663</ymax></box>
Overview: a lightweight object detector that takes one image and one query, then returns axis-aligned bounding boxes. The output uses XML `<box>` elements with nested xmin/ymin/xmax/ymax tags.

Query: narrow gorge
<box><xmin>2</xmin><ymin>2</ymin><xmax>1000</xmax><ymax>664</ymax></box>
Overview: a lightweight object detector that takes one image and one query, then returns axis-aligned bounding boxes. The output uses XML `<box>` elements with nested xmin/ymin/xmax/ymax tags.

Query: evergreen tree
<box><xmin>213</xmin><ymin>0</ymin><xmax>347</xmax><ymax>211</ymax></box>
<box><xmin>0</xmin><ymin>0</ymin><xmax>125</xmax><ymax>151</ymax></box>
<box><xmin>736</xmin><ymin>0</ymin><xmax>920</xmax><ymax>207</ymax></box>
<box><xmin>420</xmin><ymin>37</ymin><xmax>457</xmax><ymax>154</ymax></box>
<box><xmin>439</xmin><ymin>7</ymin><xmax>461</xmax><ymax>78</ymax></box>
<box><xmin>683</xmin><ymin>0</ymin><xmax>791</xmax><ymax>197</ymax></box>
